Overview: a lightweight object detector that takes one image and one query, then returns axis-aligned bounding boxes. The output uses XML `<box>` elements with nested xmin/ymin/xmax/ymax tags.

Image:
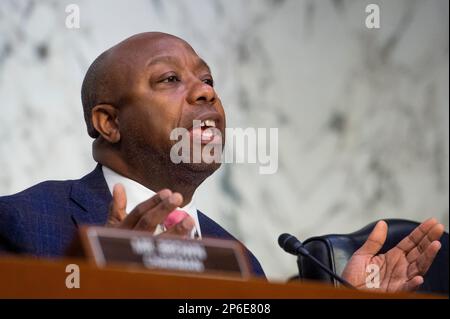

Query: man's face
<box><xmin>115</xmin><ymin>34</ymin><xmax>226</xmax><ymax>172</ymax></box>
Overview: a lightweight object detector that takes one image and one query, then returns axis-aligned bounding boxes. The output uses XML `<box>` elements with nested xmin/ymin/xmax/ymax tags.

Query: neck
<box><xmin>94</xmin><ymin>145</ymin><xmax>209</xmax><ymax>206</ymax></box>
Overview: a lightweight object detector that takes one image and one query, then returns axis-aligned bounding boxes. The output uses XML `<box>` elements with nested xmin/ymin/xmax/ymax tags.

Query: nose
<box><xmin>187</xmin><ymin>79</ymin><xmax>216</xmax><ymax>105</ymax></box>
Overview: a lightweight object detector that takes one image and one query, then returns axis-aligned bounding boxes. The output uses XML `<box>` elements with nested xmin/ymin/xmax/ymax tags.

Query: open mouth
<box><xmin>189</xmin><ymin>118</ymin><xmax>222</xmax><ymax>144</ymax></box>
<box><xmin>200</xmin><ymin>119</ymin><xmax>216</xmax><ymax>128</ymax></box>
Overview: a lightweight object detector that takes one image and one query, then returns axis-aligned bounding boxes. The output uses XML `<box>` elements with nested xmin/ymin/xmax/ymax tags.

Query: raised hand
<box><xmin>342</xmin><ymin>218</ymin><xmax>444</xmax><ymax>292</ymax></box>
<box><xmin>106</xmin><ymin>183</ymin><xmax>195</xmax><ymax>238</ymax></box>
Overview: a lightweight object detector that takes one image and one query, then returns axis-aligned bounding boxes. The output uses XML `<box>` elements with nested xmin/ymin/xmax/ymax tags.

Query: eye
<box><xmin>161</xmin><ymin>75</ymin><xmax>180</xmax><ymax>83</ymax></box>
<box><xmin>203</xmin><ymin>78</ymin><xmax>214</xmax><ymax>87</ymax></box>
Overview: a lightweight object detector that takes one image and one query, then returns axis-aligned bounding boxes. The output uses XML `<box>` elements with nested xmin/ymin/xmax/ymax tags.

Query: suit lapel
<box><xmin>197</xmin><ymin>210</ymin><xmax>233</xmax><ymax>240</ymax></box>
<box><xmin>70</xmin><ymin>164</ymin><xmax>112</xmax><ymax>226</ymax></box>
<box><xmin>197</xmin><ymin>210</ymin><xmax>265</xmax><ymax>277</ymax></box>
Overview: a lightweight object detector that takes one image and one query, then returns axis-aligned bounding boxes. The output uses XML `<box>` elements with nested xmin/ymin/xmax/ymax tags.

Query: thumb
<box><xmin>107</xmin><ymin>183</ymin><xmax>127</xmax><ymax>225</ymax></box>
<box><xmin>355</xmin><ymin>220</ymin><xmax>388</xmax><ymax>256</ymax></box>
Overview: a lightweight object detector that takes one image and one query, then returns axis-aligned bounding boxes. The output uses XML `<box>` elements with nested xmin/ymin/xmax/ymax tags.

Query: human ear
<box><xmin>91</xmin><ymin>104</ymin><xmax>121</xmax><ymax>143</ymax></box>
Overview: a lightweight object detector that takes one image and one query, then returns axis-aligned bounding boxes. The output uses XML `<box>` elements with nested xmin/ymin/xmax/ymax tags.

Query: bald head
<box><xmin>81</xmin><ymin>32</ymin><xmax>196</xmax><ymax>138</ymax></box>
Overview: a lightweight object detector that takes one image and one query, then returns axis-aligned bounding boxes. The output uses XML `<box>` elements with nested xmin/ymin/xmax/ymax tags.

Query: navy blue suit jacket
<box><xmin>0</xmin><ymin>165</ymin><xmax>265</xmax><ymax>277</ymax></box>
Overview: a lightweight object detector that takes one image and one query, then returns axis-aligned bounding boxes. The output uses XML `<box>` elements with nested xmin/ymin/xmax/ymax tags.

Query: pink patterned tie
<box><xmin>163</xmin><ymin>209</ymin><xmax>190</xmax><ymax>230</ymax></box>
<box><xmin>163</xmin><ymin>210</ymin><xmax>199</xmax><ymax>239</ymax></box>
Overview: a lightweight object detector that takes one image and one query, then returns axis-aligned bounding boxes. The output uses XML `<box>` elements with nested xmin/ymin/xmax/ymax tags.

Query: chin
<box><xmin>170</xmin><ymin>161</ymin><xmax>221</xmax><ymax>186</ymax></box>
<box><xmin>175</xmin><ymin>161</ymin><xmax>222</xmax><ymax>178</ymax></box>
<box><xmin>183</xmin><ymin>161</ymin><xmax>222</xmax><ymax>173</ymax></box>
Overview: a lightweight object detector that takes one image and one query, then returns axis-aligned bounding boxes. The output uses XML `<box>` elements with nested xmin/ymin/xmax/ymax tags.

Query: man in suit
<box><xmin>0</xmin><ymin>32</ymin><xmax>445</xmax><ymax>288</ymax></box>
<box><xmin>0</xmin><ymin>32</ymin><xmax>265</xmax><ymax>276</ymax></box>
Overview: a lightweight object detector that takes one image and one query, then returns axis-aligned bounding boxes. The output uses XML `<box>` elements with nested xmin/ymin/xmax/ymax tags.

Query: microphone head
<box><xmin>277</xmin><ymin>233</ymin><xmax>292</xmax><ymax>249</ymax></box>
<box><xmin>278</xmin><ymin>233</ymin><xmax>303</xmax><ymax>255</ymax></box>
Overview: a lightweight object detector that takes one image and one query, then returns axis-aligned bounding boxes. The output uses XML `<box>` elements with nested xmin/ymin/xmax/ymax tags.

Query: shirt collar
<box><xmin>101</xmin><ymin>165</ymin><xmax>202</xmax><ymax>238</ymax></box>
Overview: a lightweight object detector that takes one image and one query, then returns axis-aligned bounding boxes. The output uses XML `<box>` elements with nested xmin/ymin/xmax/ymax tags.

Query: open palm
<box><xmin>342</xmin><ymin>218</ymin><xmax>444</xmax><ymax>292</ymax></box>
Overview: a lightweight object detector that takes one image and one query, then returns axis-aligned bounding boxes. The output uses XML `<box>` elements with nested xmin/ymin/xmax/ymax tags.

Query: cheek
<box><xmin>152</xmin><ymin>96</ymin><xmax>184</xmax><ymax>135</ymax></box>
<box><xmin>122</xmin><ymin>98</ymin><xmax>183</xmax><ymax>148</ymax></box>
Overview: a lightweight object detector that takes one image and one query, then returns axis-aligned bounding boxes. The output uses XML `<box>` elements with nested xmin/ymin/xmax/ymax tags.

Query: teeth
<box><xmin>202</xmin><ymin>130</ymin><xmax>213</xmax><ymax>138</ymax></box>
<box><xmin>201</xmin><ymin>119</ymin><xmax>216</xmax><ymax>128</ymax></box>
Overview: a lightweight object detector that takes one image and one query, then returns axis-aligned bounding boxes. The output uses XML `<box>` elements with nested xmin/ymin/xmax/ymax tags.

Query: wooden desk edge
<box><xmin>0</xmin><ymin>256</ymin><xmax>446</xmax><ymax>299</ymax></box>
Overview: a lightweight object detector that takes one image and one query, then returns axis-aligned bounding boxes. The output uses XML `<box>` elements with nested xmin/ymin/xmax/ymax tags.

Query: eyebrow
<box><xmin>146</xmin><ymin>55</ymin><xmax>211</xmax><ymax>73</ymax></box>
<box><xmin>198</xmin><ymin>58</ymin><xmax>211</xmax><ymax>73</ymax></box>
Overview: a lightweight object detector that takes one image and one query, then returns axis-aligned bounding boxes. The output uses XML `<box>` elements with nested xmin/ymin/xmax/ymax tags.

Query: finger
<box><xmin>107</xmin><ymin>184</ymin><xmax>127</xmax><ymax>225</ymax></box>
<box><xmin>120</xmin><ymin>189</ymin><xmax>172</xmax><ymax>228</ymax></box>
<box><xmin>396</xmin><ymin>218</ymin><xmax>439</xmax><ymax>253</ymax></box>
<box><xmin>404</xmin><ymin>276</ymin><xmax>424</xmax><ymax>292</ymax></box>
<box><xmin>415</xmin><ymin>240</ymin><xmax>441</xmax><ymax>276</ymax></box>
<box><xmin>160</xmin><ymin>216</ymin><xmax>196</xmax><ymax>239</ymax></box>
<box><xmin>134</xmin><ymin>192</ymin><xmax>183</xmax><ymax>231</ymax></box>
<box><xmin>406</xmin><ymin>223</ymin><xmax>445</xmax><ymax>262</ymax></box>
<box><xmin>407</xmin><ymin>240</ymin><xmax>441</xmax><ymax>278</ymax></box>
<box><xmin>354</xmin><ymin>220</ymin><xmax>387</xmax><ymax>256</ymax></box>
<box><xmin>417</xmin><ymin>223</ymin><xmax>445</xmax><ymax>253</ymax></box>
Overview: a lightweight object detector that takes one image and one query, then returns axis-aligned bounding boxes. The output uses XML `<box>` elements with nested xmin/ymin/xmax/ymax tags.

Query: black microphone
<box><xmin>278</xmin><ymin>233</ymin><xmax>355</xmax><ymax>289</ymax></box>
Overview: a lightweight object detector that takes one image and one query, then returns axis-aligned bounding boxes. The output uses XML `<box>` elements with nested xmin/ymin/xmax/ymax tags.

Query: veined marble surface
<box><xmin>0</xmin><ymin>0</ymin><xmax>448</xmax><ymax>280</ymax></box>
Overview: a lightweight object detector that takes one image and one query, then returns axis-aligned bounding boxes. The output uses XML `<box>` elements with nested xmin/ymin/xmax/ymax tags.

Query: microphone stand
<box><xmin>296</xmin><ymin>245</ymin><xmax>355</xmax><ymax>289</ymax></box>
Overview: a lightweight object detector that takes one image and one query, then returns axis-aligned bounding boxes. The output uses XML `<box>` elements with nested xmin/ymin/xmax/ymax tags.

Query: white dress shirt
<box><xmin>102</xmin><ymin>165</ymin><xmax>202</xmax><ymax>238</ymax></box>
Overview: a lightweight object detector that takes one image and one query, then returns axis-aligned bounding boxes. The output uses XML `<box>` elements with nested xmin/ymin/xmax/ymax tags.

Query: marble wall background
<box><xmin>0</xmin><ymin>0</ymin><xmax>448</xmax><ymax>280</ymax></box>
